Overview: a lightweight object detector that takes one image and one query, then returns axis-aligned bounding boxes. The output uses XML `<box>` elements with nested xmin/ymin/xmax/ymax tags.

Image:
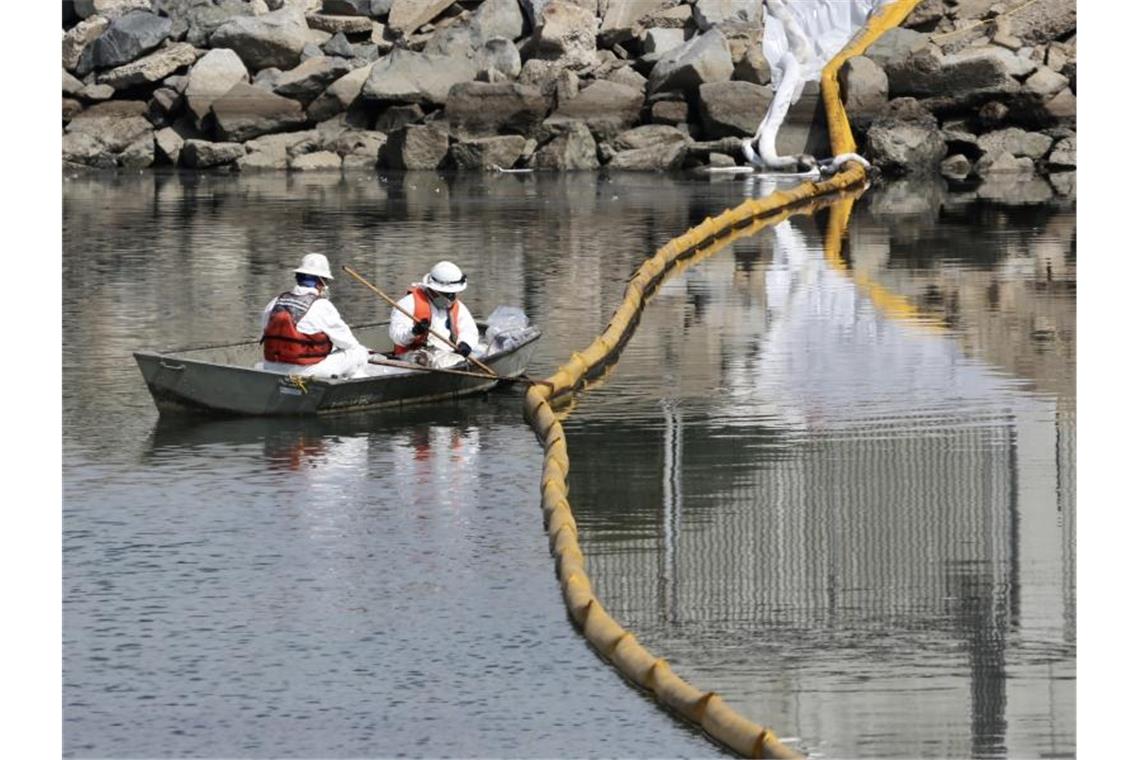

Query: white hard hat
<box><xmin>422</xmin><ymin>260</ymin><xmax>467</xmax><ymax>293</ymax></box>
<box><xmin>294</xmin><ymin>253</ymin><xmax>334</xmax><ymax>280</ymax></box>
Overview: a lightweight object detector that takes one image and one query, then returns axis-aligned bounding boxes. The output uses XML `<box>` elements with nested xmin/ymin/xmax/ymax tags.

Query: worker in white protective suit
<box><xmin>259</xmin><ymin>253</ymin><xmax>369</xmax><ymax>379</ymax></box>
<box><xmin>389</xmin><ymin>261</ymin><xmax>480</xmax><ymax>361</ymax></box>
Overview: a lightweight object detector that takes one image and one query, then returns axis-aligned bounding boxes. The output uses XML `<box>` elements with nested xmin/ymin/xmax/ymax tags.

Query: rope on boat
<box><xmin>520</xmin><ymin>3</ymin><xmax>920</xmax><ymax>758</ymax></box>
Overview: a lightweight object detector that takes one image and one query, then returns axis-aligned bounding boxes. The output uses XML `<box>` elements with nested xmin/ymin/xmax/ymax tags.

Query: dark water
<box><xmin>63</xmin><ymin>170</ymin><xmax>1074</xmax><ymax>758</ymax></box>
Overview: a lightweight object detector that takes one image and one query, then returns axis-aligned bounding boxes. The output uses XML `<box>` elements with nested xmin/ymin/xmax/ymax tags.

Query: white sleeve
<box><xmin>303</xmin><ymin>299</ymin><xmax>362</xmax><ymax>351</ymax></box>
<box><xmin>456</xmin><ymin>302</ymin><xmax>479</xmax><ymax>348</ymax></box>
<box><xmin>260</xmin><ymin>297</ymin><xmax>278</xmax><ymax>332</ymax></box>
<box><xmin>388</xmin><ymin>293</ymin><xmax>419</xmax><ymax>349</ymax></box>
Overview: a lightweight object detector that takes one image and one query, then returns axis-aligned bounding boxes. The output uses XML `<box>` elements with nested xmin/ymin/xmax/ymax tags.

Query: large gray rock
<box><xmin>186</xmin><ymin>48</ymin><xmax>250</xmax><ymax>125</ymax></box>
<box><xmin>181</xmin><ymin>139</ymin><xmax>246</xmax><ymax>167</ymax></box>
<box><xmin>692</xmin><ymin>0</ymin><xmax>760</xmax><ymax>32</ymax></box>
<box><xmin>239</xmin><ymin>128</ymin><xmax>319</xmax><ymax>170</ymax></box>
<box><xmin>322</xmin><ymin>31</ymin><xmax>356</xmax><ymax>57</ymax></box>
<box><xmin>698</xmin><ymin>81</ymin><xmax>771</xmax><ymax>138</ymax></box>
<box><xmin>1007</xmin><ymin>0</ymin><xmax>1076</xmax><ymax>45</ymax></box>
<box><xmin>74</xmin><ymin>0</ymin><xmax>151</xmax><ymax>19</ymax></box>
<box><xmin>1047</xmin><ymin>135</ymin><xmax>1075</xmax><ymax>169</ymax></box>
<box><xmin>426</xmin><ymin>0</ymin><xmax>526</xmax><ymax>58</ymax></box>
<box><xmin>519</xmin><ymin>0</ymin><xmax>597</xmax><ymax>28</ymax></box>
<box><xmin>648</xmin><ymin>28</ymin><xmax>733</xmax><ymax>95</ymax></box>
<box><xmin>80</xmin><ymin>12</ymin><xmax>173</xmax><ymax>74</ymax></box>
<box><xmin>975</xmin><ymin>150</ymin><xmax>1036</xmax><ymax>177</ymax></box>
<box><xmin>307</xmin><ymin>62</ymin><xmax>373</xmax><ymax>121</ymax></box>
<box><xmin>63</xmin><ymin>16</ymin><xmax>110</xmax><ymax>72</ymax></box>
<box><xmin>865</xmin><ymin>121</ymin><xmax>947</xmax><ymax>177</ymax></box>
<box><xmin>362</xmin><ymin>47</ymin><xmax>477</xmax><ymax>105</ymax></box>
<box><xmin>551</xmin><ymin>79</ymin><xmax>644</xmax><ymax>142</ymax></box>
<box><xmin>885</xmin><ymin>44</ymin><xmax>1023</xmax><ymax>99</ymax></box>
<box><xmin>147</xmin><ymin>86</ymin><xmax>184</xmax><ymax>126</ymax></box>
<box><xmin>387</xmin><ymin>0</ymin><xmax>454</xmax><ymax>35</ymax></box>
<box><xmin>863</xmin><ymin>27</ymin><xmax>928</xmax><ymax>71</ymax></box>
<box><xmin>211</xmin><ymin>81</ymin><xmax>309</xmax><ymax>141</ymax></box>
<box><xmin>1025</xmin><ymin>66</ymin><xmax>1069</xmax><ymax>98</ymax></box>
<box><xmin>533</xmin><ymin>119</ymin><xmax>598</xmax><ymax>170</ymax></box>
<box><xmin>155</xmin><ymin>126</ymin><xmax>185</xmax><ymax>165</ymax></box>
<box><xmin>475</xmin><ymin>37</ymin><xmax>522</xmax><ymax>80</ymax></box>
<box><xmin>65</xmin><ymin>100</ymin><xmax>153</xmax><ymax>153</ymax></box>
<box><xmin>531</xmin><ymin>0</ymin><xmax>597</xmax><ymax>69</ymax></box>
<box><xmin>274</xmin><ymin>56</ymin><xmax>354</xmax><ymax>104</ymax></box>
<box><xmin>607</xmin><ymin>123</ymin><xmax>689</xmax><ymax>171</ymax></box>
<box><xmin>154</xmin><ymin>0</ymin><xmax>258</xmax><ymax>48</ymax></box>
<box><xmin>605</xmin><ymin>65</ymin><xmax>648</xmax><ymax>93</ymax></box>
<box><xmin>63</xmin><ymin>132</ymin><xmax>117</xmax><ymax>168</ymax></box>
<box><xmin>289</xmin><ymin>150</ymin><xmax>343</xmax><ymax>170</ymax></box>
<box><xmin>450</xmin><ymin>135</ymin><xmax>529</xmax><ymax>170</ymax></box>
<box><xmin>643</xmin><ymin>28</ymin><xmax>685</xmax><ymax>55</ymax></box>
<box><xmin>63</xmin><ymin>70</ymin><xmax>86</xmax><ymax>98</ymax></box>
<box><xmin>63</xmin><ymin>98</ymin><xmax>85</xmax><ymax>123</ymax></box>
<box><xmin>446</xmin><ymin>82</ymin><xmax>549</xmax><ymax>140</ymax></box>
<box><xmin>327</xmin><ymin>128</ymin><xmax>387</xmax><ymax>159</ymax></box>
<box><xmin>375</xmin><ymin>103</ymin><xmax>425</xmax><ymax>132</ymax></box>
<box><xmin>977</xmin><ymin>127</ymin><xmax>1054</xmax><ymax>160</ymax></box>
<box><xmin>305</xmin><ymin>13</ymin><xmax>375</xmax><ymax>34</ymax></box>
<box><xmin>839</xmin><ymin>55</ymin><xmax>888</xmax><ymax>116</ymax></box>
<box><xmin>119</xmin><ymin>133</ymin><xmax>156</xmax><ymax>168</ymax></box>
<box><xmin>99</xmin><ymin>43</ymin><xmax>200</xmax><ymax>90</ymax></box>
<box><xmin>598</xmin><ymin>0</ymin><xmax>681</xmax><ymax>46</ymax></box>
<box><xmin>210</xmin><ymin>7</ymin><xmax>310</xmax><ymax>71</ymax></box>
<box><xmin>381</xmin><ymin>123</ymin><xmax>450</xmax><ymax>169</ymax></box>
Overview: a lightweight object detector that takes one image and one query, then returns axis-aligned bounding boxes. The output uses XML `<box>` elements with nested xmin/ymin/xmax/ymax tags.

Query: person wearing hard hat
<box><xmin>260</xmin><ymin>253</ymin><xmax>369</xmax><ymax>379</ymax></box>
<box><xmin>389</xmin><ymin>261</ymin><xmax>479</xmax><ymax>359</ymax></box>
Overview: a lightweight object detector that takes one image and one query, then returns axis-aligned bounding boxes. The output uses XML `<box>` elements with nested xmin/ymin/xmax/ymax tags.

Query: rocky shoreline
<box><xmin>62</xmin><ymin>0</ymin><xmax>1075</xmax><ymax>191</ymax></box>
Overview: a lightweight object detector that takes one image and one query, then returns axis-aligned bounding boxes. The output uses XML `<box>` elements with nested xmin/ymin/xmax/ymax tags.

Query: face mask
<box><xmin>430</xmin><ymin>292</ymin><xmax>452</xmax><ymax>309</ymax></box>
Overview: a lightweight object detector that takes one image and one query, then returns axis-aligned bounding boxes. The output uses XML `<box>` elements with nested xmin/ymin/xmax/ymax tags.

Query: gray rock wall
<box><xmin>60</xmin><ymin>0</ymin><xmax>1075</xmax><ymax>189</ymax></box>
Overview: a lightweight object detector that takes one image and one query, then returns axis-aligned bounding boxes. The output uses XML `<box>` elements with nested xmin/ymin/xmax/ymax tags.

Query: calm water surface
<box><xmin>63</xmin><ymin>170</ymin><xmax>1074</xmax><ymax>758</ymax></box>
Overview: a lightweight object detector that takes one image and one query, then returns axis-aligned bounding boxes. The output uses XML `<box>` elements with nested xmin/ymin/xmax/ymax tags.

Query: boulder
<box><xmin>327</xmin><ymin>128</ymin><xmax>386</xmax><ymax>158</ymax></box>
<box><xmin>362</xmin><ymin>47</ymin><xmax>476</xmax><ymax>105</ymax></box>
<box><xmin>289</xmin><ymin>150</ymin><xmax>343</xmax><ymax>170</ymax></box>
<box><xmin>322</xmin><ymin>0</ymin><xmax>371</xmax><ymax>15</ymax></box>
<box><xmin>381</xmin><ymin>123</ymin><xmax>450</xmax><ymax>169</ymax></box>
<box><xmin>186</xmin><ymin>48</ymin><xmax>250</xmax><ymax>125</ymax></box>
<box><xmin>975</xmin><ymin>150</ymin><xmax>1035</xmax><ymax>177</ymax></box>
<box><xmin>81</xmin><ymin>83</ymin><xmax>117</xmax><ymax>102</ymax></box>
<box><xmin>210</xmin><ymin>7</ymin><xmax>310</xmax><ymax>71</ymax></box>
<box><xmin>533</xmin><ymin>120</ymin><xmax>598</xmax><ymax>170</ymax></box>
<box><xmin>239</xmin><ymin>128</ymin><xmax>319</xmax><ymax>170</ymax></box>
<box><xmin>446</xmin><ymin>82</ymin><xmax>549</xmax><ymax>140</ymax></box>
<box><xmin>305</xmin><ymin>13</ymin><xmax>374</xmax><ymax>35</ymax></box>
<box><xmin>642</xmin><ymin>3</ymin><xmax>691</xmax><ymax>29</ymax></box>
<box><xmin>211</xmin><ymin>81</ymin><xmax>309</xmax><ymax>141</ymax></box>
<box><xmin>531</xmin><ymin>0</ymin><xmax>597</xmax><ymax>69</ymax></box>
<box><xmin>519</xmin><ymin>0</ymin><xmax>597</xmax><ymax>28</ymax></box>
<box><xmin>155</xmin><ymin>126</ymin><xmax>185</xmax><ymax>164</ymax></box>
<box><xmin>147</xmin><ymin>86</ymin><xmax>185</xmax><ymax>125</ymax></box>
<box><xmin>692</xmin><ymin>0</ymin><xmax>760</xmax><ymax>32</ymax></box>
<box><xmin>323</xmin><ymin>31</ymin><xmax>357</xmax><ymax>57</ymax></box>
<box><xmin>977</xmin><ymin>127</ymin><xmax>1053</xmax><ymax>160</ymax></box>
<box><xmin>74</xmin><ymin>0</ymin><xmax>151</xmax><ymax>19</ymax></box>
<box><xmin>307</xmin><ymin>62</ymin><xmax>373</xmax><ymax>121</ymax></box>
<box><xmin>375</xmin><ymin>103</ymin><xmax>425</xmax><ymax>132</ymax></box>
<box><xmin>1047</xmin><ymin>135</ymin><xmax>1075</xmax><ymax>169</ymax></box>
<box><xmin>643</xmin><ymin>28</ymin><xmax>685</xmax><ymax>55</ymax></box>
<box><xmin>99</xmin><ymin>43</ymin><xmax>200</xmax><ymax>90</ymax></box>
<box><xmin>864</xmin><ymin>121</ymin><xmax>947</xmax><ymax>177</ymax></box>
<box><xmin>450</xmin><ymin>135</ymin><xmax>529</xmax><ymax>170</ymax></box>
<box><xmin>181</xmin><ymin>139</ymin><xmax>246</xmax><ymax>167</ymax></box>
<box><xmin>63</xmin><ymin>132</ymin><xmax>117</xmax><ymax>167</ymax></box>
<box><xmin>605</xmin><ymin>66</ymin><xmax>648</xmax><ymax>94</ymax></box>
<box><xmin>650</xmin><ymin>99</ymin><xmax>687</xmax><ymax>125</ymax></box>
<box><xmin>154</xmin><ymin>0</ymin><xmax>258</xmax><ymax>48</ymax></box>
<box><xmin>63</xmin><ymin>16</ymin><xmax>110</xmax><ymax>72</ymax></box>
<box><xmin>370</xmin><ymin>0</ymin><xmax>393</xmax><ymax>17</ymax></box>
<box><xmin>551</xmin><ymin>79</ymin><xmax>644</xmax><ymax>142</ymax></box>
<box><xmin>598</xmin><ymin>0</ymin><xmax>680</xmax><ymax>47</ymax></box>
<box><xmin>1045</xmin><ymin>87</ymin><xmax>1076</xmax><ymax>122</ymax></box>
<box><xmin>863</xmin><ymin>27</ymin><xmax>928</xmax><ymax>71</ymax></box>
<box><xmin>612</xmin><ymin>123</ymin><xmax>688</xmax><ymax>151</ymax></box>
<box><xmin>387</xmin><ymin>0</ymin><xmax>454</xmax><ymax>35</ymax></box>
<box><xmin>475</xmin><ymin>37</ymin><xmax>522</xmax><ymax>80</ymax></box>
<box><xmin>648</xmin><ymin>28</ymin><xmax>733</xmax><ymax>95</ymax></box>
<box><xmin>471</xmin><ymin>0</ymin><xmax>526</xmax><ymax>45</ymax></box>
<box><xmin>939</xmin><ymin>153</ymin><xmax>971</xmax><ymax>180</ymax></box>
<box><xmin>1025</xmin><ymin>66</ymin><xmax>1069</xmax><ymax>98</ymax></box>
<box><xmin>607</xmin><ymin>141</ymin><xmax>687</xmax><ymax>171</ymax></box>
<box><xmin>63</xmin><ymin>70</ymin><xmax>86</xmax><ymax>98</ymax></box>
<box><xmin>80</xmin><ymin>12</ymin><xmax>173</xmax><ymax>74</ymax></box>
<box><xmin>65</xmin><ymin>100</ymin><xmax>153</xmax><ymax>152</ymax></box>
<box><xmin>119</xmin><ymin>133</ymin><xmax>156</xmax><ymax>168</ymax></box>
<box><xmin>699</xmin><ymin>81</ymin><xmax>771</xmax><ymax>139</ymax></box>
<box><xmin>274</xmin><ymin>56</ymin><xmax>354</xmax><ymax>104</ymax></box>
<box><xmin>253</xmin><ymin>67</ymin><xmax>284</xmax><ymax>90</ymax></box>
<box><xmin>517</xmin><ymin>58</ymin><xmax>564</xmax><ymax>97</ymax></box>
<box><xmin>839</xmin><ymin>55</ymin><xmax>888</xmax><ymax>116</ymax></box>
<box><xmin>1006</xmin><ymin>0</ymin><xmax>1076</xmax><ymax>45</ymax></box>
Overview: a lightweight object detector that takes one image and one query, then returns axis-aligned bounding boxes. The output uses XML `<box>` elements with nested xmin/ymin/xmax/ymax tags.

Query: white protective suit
<box><xmin>389</xmin><ymin>290</ymin><xmax>479</xmax><ymax>355</ymax></box>
<box><xmin>259</xmin><ymin>285</ymin><xmax>369</xmax><ymax>379</ymax></box>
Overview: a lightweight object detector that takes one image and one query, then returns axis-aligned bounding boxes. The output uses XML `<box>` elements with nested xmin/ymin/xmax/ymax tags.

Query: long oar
<box><xmin>342</xmin><ymin>265</ymin><xmax>499</xmax><ymax>378</ymax></box>
<box><xmin>368</xmin><ymin>355</ymin><xmax>548</xmax><ymax>387</ymax></box>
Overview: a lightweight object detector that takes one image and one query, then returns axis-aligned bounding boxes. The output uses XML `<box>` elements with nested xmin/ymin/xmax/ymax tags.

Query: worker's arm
<box><xmin>455</xmin><ymin>302</ymin><xmax>479</xmax><ymax>349</ymax></box>
<box><xmin>388</xmin><ymin>293</ymin><xmax>419</xmax><ymax>348</ymax></box>
<box><xmin>259</xmin><ymin>297</ymin><xmax>277</xmax><ymax>332</ymax></box>
<box><xmin>304</xmin><ymin>299</ymin><xmax>362</xmax><ymax>351</ymax></box>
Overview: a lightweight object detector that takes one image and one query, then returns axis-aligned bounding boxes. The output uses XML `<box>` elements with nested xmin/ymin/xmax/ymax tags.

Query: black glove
<box><xmin>456</xmin><ymin>341</ymin><xmax>472</xmax><ymax>357</ymax></box>
<box><xmin>411</xmin><ymin>318</ymin><xmax>430</xmax><ymax>336</ymax></box>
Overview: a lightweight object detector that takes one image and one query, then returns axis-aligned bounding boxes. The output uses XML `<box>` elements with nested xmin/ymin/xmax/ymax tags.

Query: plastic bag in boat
<box><xmin>484</xmin><ymin>306</ymin><xmax>530</xmax><ymax>352</ymax></box>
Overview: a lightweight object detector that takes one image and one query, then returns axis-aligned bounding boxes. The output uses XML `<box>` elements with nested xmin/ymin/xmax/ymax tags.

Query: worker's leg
<box><xmin>300</xmin><ymin>346</ymin><xmax>369</xmax><ymax>379</ymax></box>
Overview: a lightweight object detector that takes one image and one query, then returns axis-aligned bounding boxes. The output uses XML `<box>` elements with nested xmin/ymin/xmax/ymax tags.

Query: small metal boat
<box><xmin>134</xmin><ymin>322</ymin><xmax>542</xmax><ymax>417</ymax></box>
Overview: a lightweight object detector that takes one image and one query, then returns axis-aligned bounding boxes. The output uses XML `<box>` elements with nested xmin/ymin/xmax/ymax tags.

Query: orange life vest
<box><xmin>393</xmin><ymin>286</ymin><xmax>461</xmax><ymax>355</ymax></box>
<box><xmin>261</xmin><ymin>291</ymin><xmax>333</xmax><ymax>365</ymax></box>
